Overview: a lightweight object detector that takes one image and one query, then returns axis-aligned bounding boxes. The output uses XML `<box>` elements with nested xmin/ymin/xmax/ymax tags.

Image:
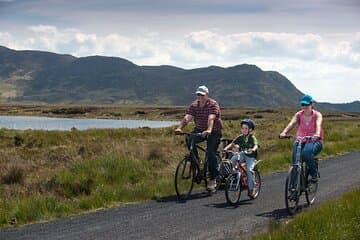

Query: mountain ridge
<box><xmin>0</xmin><ymin>45</ymin><xmax>358</xmax><ymax>112</ymax></box>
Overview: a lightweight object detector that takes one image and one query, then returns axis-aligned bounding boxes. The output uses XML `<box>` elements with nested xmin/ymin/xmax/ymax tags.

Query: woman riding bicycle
<box><xmin>224</xmin><ymin>119</ymin><xmax>259</xmax><ymax>198</ymax></box>
<box><xmin>280</xmin><ymin>94</ymin><xmax>324</xmax><ymax>183</ymax></box>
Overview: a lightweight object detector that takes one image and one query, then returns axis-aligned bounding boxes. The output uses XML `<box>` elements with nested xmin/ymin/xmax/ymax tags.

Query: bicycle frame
<box><xmin>292</xmin><ymin>136</ymin><xmax>313</xmax><ymax>192</ymax></box>
<box><xmin>174</xmin><ymin>132</ymin><xmax>217</xmax><ymax>200</ymax></box>
<box><xmin>283</xmin><ymin>135</ymin><xmax>319</xmax><ymax>214</ymax></box>
<box><xmin>186</xmin><ymin>133</ymin><xmax>208</xmax><ymax>180</ymax></box>
<box><xmin>224</xmin><ymin>150</ymin><xmax>262</xmax><ymax>205</ymax></box>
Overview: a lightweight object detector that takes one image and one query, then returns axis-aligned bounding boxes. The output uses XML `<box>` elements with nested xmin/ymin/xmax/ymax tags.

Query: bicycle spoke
<box><xmin>225</xmin><ymin>174</ymin><xmax>241</xmax><ymax>205</ymax></box>
<box><xmin>251</xmin><ymin>170</ymin><xmax>261</xmax><ymax>199</ymax></box>
<box><xmin>175</xmin><ymin>158</ymin><xmax>194</xmax><ymax>200</ymax></box>
<box><xmin>305</xmin><ymin>173</ymin><xmax>318</xmax><ymax>205</ymax></box>
<box><xmin>285</xmin><ymin>169</ymin><xmax>299</xmax><ymax>215</ymax></box>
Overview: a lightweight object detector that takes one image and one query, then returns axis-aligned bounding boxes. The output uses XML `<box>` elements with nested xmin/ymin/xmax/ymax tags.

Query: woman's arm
<box><xmin>280</xmin><ymin>113</ymin><xmax>298</xmax><ymax>137</ymax></box>
<box><xmin>315</xmin><ymin>111</ymin><xmax>323</xmax><ymax>137</ymax></box>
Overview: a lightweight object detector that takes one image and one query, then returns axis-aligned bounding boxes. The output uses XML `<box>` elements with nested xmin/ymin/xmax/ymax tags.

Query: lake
<box><xmin>0</xmin><ymin>116</ymin><xmax>177</xmax><ymax>131</ymax></box>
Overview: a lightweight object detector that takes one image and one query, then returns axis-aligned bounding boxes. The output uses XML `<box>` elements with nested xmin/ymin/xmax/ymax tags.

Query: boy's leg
<box><xmin>230</xmin><ymin>154</ymin><xmax>239</xmax><ymax>169</ymax></box>
<box><xmin>245</xmin><ymin>156</ymin><xmax>256</xmax><ymax>194</ymax></box>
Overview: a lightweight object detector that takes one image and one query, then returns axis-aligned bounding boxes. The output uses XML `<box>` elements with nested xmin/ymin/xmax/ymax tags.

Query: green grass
<box><xmin>0</xmin><ymin>106</ymin><xmax>359</xmax><ymax>227</ymax></box>
<box><xmin>253</xmin><ymin>187</ymin><xmax>360</xmax><ymax>240</ymax></box>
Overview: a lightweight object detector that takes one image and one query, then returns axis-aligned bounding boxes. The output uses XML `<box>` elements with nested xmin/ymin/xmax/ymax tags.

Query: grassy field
<box><xmin>253</xmin><ymin>187</ymin><xmax>360</xmax><ymax>240</ymax></box>
<box><xmin>0</xmin><ymin>104</ymin><xmax>359</xmax><ymax>228</ymax></box>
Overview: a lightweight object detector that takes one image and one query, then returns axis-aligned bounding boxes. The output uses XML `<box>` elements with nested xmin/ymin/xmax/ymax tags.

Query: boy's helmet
<box><xmin>241</xmin><ymin>119</ymin><xmax>255</xmax><ymax>130</ymax></box>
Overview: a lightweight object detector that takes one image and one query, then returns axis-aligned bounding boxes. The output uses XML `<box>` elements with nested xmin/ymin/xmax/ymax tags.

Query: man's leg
<box><xmin>207</xmin><ymin>130</ymin><xmax>222</xmax><ymax>180</ymax></box>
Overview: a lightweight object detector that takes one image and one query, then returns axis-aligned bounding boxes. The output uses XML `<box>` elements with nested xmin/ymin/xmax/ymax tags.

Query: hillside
<box><xmin>0</xmin><ymin>45</ymin><xmax>358</xmax><ymax>111</ymax></box>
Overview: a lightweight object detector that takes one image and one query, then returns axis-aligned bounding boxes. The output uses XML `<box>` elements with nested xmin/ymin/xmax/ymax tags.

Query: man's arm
<box><xmin>175</xmin><ymin>114</ymin><xmax>193</xmax><ymax>133</ymax></box>
<box><xmin>203</xmin><ymin>114</ymin><xmax>216</xmax><ymax>136</ymax></box>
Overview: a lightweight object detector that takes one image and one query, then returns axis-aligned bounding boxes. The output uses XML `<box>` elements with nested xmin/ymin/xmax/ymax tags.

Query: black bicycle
<box><xmin>281</xmin><ymin>135</ymin><xmax>320</xmax><ymax>215</ymax></box>
<box><xmin>174</xmin><ymin>132</ymin><xmax>231</xmax><ymax>200</ymax></box>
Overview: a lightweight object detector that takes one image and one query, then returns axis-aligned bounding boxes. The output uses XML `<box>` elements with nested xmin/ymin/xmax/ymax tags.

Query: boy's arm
<box><xmin>251</xmin><ymin>144</ymin><xmax>258</xmax><ymax>152</ymax></box>
<box><xmin>250</xmin><ymin>135</ymin><xmax>259</xmax><ymax>152</ymax></box>
<box><xmin>223</xmin><ymin>142</ymin><xmax>233</xmax><ymax>151</ymax></box>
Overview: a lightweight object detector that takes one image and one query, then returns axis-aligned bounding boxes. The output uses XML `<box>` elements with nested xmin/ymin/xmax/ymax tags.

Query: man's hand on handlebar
<box><xmin>202</xmin><ymin>130</ymin><xmax>211</xmax><ymax>137</ymax></box>
<box><xmin>175</xmin><ymin>128</ymin><xmax>183</xmax><ymax>135</ymax></box>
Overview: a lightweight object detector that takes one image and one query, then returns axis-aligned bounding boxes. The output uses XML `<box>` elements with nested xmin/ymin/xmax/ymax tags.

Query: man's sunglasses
<box><xmin>301</xmin><ymin>103</ymin><xmax>311</xmax><ymax>106</ymax></box>
<box><xmin>197</xmin><ymin>93</ymin><xmax>205</xmax><ymax>96</ymax></box>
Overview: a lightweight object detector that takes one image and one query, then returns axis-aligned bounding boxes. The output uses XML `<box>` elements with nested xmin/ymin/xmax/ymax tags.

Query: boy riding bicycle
<box><xmin>224</xmin><ymin>119</ymin><xmax>259</xmax><ymax>198</ymax></box>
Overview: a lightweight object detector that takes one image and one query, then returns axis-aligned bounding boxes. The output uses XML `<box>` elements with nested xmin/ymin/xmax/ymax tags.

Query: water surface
<box><xmin>0</xmin><ymin>116</ymin><xmax>177</xmax><ymax>131</ymax></box>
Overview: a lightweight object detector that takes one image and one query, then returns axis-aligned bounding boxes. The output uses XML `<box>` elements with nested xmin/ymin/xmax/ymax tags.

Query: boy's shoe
<box><xmin>248</xmin><ymin>189</ymin><xmax>256</xmax><ymax>199</ymax></box>
<box><xmin>311</xmin><ymin>176</ymin><xmax>318</xmax><ymax>183</ymax></box>
<box><xmin>207</xmin><ymin>179</ymin><xmax>217</xmax><ymax>192</ymax></box>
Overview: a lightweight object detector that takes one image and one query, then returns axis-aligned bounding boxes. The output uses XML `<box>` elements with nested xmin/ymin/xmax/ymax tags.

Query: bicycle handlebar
<box><xmin>175</xmin><ymin>132</ymin><xmax>203</xmax><ymax>137</ymax></box>
<box><xmin>279</xmin><ymin>135</ymin><xmax>316</xmax><ymax>142</ymax></box>
<box><xmin>223</xmin><ymin>149</ymin><xmax>253</xmax><ymax>155</ymax></box>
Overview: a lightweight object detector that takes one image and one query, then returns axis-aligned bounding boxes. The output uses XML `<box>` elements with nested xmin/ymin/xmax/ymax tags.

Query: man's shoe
<box><xmin>311</xmin><ymin>176</ymin><xmax>318</xmax><ymax>183</ymax></box>
<box><xmin>207</xmin><ymin>179</ymin><xmax>217</xmax><ymax>192</ymax></box>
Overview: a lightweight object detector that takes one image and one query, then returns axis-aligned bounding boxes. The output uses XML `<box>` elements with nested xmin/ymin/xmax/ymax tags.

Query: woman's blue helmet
<box><xmin>241</xmin><ymin>119</ymin><xmax>255</xmax><ymax>130</ymax></box>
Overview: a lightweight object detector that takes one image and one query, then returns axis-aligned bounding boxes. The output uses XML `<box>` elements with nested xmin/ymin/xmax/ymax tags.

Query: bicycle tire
<box><xmin>225</xmin><ymin>173</ymin><xmax>241</xmax><ymax>205</ymax></box>
<box><xmin>175</xmin><ymin>157</ymin><xmax>195</xmax><ymax>200</ymax></box>
<box><xmin>251</xmin><ymin>170</ymin><xmax>261</xmax><ymax>199</ymax></box>
<box><xmin>305</xmin><ymin>170</ymin><xmax>318</xmax><ymax>205</ymax></box>
<box><xmin>285</xmin><ymin>167</ymin><xmax>299</xmax><ymax>215</ymax></box>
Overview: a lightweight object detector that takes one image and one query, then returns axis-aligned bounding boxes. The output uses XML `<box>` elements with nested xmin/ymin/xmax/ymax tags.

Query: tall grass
<box><xmin>0</xmin><ymin>107</ymin><xmax>359</xmax><ymax>227</ymax></box>
<box><xmin>253</xmin><ymin>187</ymin><xmax>360</xmax><ymax>240</ymax></box>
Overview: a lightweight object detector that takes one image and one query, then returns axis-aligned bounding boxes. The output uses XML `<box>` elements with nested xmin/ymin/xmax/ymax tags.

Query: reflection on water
<box><xmin>0</xmin><ymin>116</ymin><xmax>177</xmax><ymax>131</ymax></box>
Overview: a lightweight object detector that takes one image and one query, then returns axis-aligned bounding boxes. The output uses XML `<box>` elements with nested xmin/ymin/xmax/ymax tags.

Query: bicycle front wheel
<box><xmin>175</xmin><ymin>157</ymin><xmax>195</xmax><ymax>200</ymax></box>
<box><xmin>225</xmin><ymin>173</ymin><xmax>241</xmax><ymax>206</ymax></box>
<box><xmin>285</xmin><ymin>167</ymin><xmax>299</xmax><ymax>215</ymax></box>
<box><xmin>305</xmin><ymin>171</ymin><xmax>318</xmax><ymax>205</ymax></box>
<box><xmin>251</xmin><ymin>170</ymin><xmax>261</xmax><ymax>199</ymax></box>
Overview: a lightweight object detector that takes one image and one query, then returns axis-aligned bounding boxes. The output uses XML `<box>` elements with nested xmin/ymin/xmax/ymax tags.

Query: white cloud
<box><xmin>0</xmin><ymin>26</ymin><xmax>359</xmax><ymax>103</ymax></box>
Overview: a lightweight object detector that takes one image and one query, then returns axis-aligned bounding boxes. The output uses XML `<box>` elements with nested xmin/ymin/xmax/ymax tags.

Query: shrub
<box><xmin>1</xmin><ymin>165</ymin><xmax>25</xmax><ymax>184</ymax></box>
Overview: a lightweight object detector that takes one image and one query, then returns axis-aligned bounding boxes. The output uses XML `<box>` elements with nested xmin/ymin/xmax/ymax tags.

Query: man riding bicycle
<box><xmin>175</xmin><ymin>85</ymin><xmax>223</xmax><ymax>192</ymax></box>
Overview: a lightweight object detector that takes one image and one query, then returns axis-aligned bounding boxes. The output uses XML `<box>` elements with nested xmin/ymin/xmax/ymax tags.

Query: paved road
<box><xmin>1</xmin><ymin>151</ymin><xmax>359</xmax><ymax>240</ymax></box>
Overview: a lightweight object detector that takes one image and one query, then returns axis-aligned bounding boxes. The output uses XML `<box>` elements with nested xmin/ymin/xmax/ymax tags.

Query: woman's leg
<box><xmin>302</xmin><ymin>141</ymin><xmax>323</xmax><ymax>178</ymax></box>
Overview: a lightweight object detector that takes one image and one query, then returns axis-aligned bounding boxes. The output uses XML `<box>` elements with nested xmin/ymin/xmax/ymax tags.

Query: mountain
<box><xmin>0</xmin><ymin>45</ymin><xmax>358</xmax><ymax>111</ymax></box>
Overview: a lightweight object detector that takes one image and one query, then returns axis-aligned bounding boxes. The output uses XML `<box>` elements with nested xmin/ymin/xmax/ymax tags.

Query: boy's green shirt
<box><xmin>233</xmin><ymin>134</ymin><xmax>259</xmax><ymax>158</ymax></box>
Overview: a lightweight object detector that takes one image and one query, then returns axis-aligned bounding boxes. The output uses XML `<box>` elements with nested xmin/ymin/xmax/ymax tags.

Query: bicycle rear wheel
<box><xmin>305</xmin><ymin>171</ymin><xmax>318</xmax><ymax>205</ymax></box>
<box><xmin>285</xmin><ymin>167</ymin><xmax>299</xmax><ymax>215</ymax></box>
<box><xmin>225</xmin><ymin>173</ymin><xmax>241</xmax><ymax>206</ymax></box>
<box><xmin>175</xmin><ymin>157</ymin><xmax>195</xmax><ymax>200</ymax></box>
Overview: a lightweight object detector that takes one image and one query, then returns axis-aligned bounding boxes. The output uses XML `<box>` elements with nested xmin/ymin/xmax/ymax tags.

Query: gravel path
<box><xmin>1</xmin><ymin>151</ymin><xmax>359</xmax><ymax>240</ymax></box>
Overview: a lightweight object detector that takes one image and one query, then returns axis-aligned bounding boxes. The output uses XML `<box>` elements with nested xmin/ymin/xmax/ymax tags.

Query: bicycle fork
<box><xmin>231</xmin><ymin>170</ymin><xmax>242</xmax><ymax>191</ymax></box>
<box><xmin>290</xmin><ymin>143</ymin><xmax>302</xmax><ymax>195</ymax></box>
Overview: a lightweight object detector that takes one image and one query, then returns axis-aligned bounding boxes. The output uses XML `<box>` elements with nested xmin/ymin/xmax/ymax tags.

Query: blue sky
<box><xmin>1</xmin><ymin>0</ymin><xmax>359</xmax><ymax>103</ymax></box>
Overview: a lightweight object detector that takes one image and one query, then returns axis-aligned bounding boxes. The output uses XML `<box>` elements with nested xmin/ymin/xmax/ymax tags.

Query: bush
<box><xmin>1</xmin><ymin>165</ymin><xmax>24</xmax><ymax>184</ymax></box>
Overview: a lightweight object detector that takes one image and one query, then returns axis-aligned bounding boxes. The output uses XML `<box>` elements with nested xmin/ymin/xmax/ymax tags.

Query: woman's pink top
<box><xmin>296</xmin><ymin>110</ymin><xmax>324</xmax><ymax>141</ymax></box>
